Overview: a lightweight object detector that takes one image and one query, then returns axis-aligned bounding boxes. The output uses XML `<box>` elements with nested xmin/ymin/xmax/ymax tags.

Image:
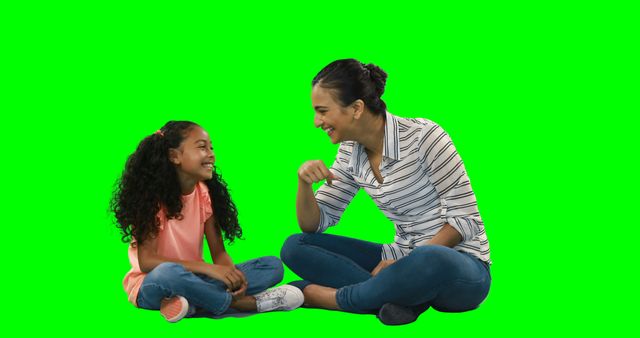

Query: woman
<box><xmin>280</xmin><ymin>59</ymin><xmax>491</xmax><ymax>325</ymax></box>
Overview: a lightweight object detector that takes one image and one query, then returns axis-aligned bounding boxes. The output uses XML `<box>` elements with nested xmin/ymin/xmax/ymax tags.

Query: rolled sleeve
<box><xmin>314</xmin><ymin>156</ymin><xmax>359</xmax><ymax>233</ymax></box>
<box><xmin>421</xmin><ymin>124</ymin><xmax>483</xmax><ymax>241</ymax></box>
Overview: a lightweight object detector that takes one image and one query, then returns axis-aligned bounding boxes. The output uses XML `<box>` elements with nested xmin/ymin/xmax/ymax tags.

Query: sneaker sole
<box><xmin>160</xmin><ymin>296</ymin><xmax>189</xmax><ymax>323</ymax></box>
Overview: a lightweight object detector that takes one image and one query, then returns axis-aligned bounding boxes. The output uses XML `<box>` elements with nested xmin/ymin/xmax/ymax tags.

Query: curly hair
<box><xmin>110</xmin><ymin>121</ymin><xmax>242</xmax><ymax>247</ymax></box>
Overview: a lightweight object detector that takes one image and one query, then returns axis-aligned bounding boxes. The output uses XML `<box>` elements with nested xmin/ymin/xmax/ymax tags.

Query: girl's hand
<box><xmin>230</xmin><ymin>269</ymin><xmax>248</xmax><ymax>299</ymax></box>
<box><xmin>298</xmin><ymin>160</ymin><xmax>338</xmax><ymax>185</ymax></box>
<box><xmin>371</xmin><ymin>259</ymin><xmax>396</xmax><ymax>276</ymax></box>
<box><xmin>209</xmin><ymin>265</ymin><xmax>247</xmax><ymax>292</ymax></box>
<box><xmin>231</xmin><ymin>282</ymin><xmax>247</xmax><ymax>300</ymax></box>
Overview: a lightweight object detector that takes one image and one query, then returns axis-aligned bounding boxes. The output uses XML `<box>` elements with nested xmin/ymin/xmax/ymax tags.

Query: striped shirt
<box><xmin>315</xmin><ymin>112</ymin><xmax>491</xmax><ymax>264</ymax></box>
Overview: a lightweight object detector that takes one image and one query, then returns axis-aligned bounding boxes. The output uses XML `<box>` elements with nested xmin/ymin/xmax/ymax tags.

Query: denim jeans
<box><xmin>136</xmin><ymin>256</ymin><xmax>284</xmax><ymax>315</ymax></box>
<box><xmin>281</xmin><ymin>233</ymin><xmax>491</xmax><ymax>314</ymax></box>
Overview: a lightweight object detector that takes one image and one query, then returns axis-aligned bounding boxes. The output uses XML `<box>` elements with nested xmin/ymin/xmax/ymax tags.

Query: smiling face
<box><xmin>169</xmin><ymin>126</ymin><xmax>215</xmax><ymax>182</ymax></box>
<box><xmin>311</xmin><ymin>84</ymin><xmax>359</xmax><ymax>144</ymax></box>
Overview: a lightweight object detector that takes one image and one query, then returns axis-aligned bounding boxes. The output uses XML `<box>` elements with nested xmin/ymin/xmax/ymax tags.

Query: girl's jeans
<box><xmin>136</xmin><ymin>256</ymin><xmax>283</xmax><ymax>315</ymax></box>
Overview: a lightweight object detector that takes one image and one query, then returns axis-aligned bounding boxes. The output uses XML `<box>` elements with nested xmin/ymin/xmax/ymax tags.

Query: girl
<box><xmin>281</xmin><ymin>59</ymin><xmax>491</xmax><ymax>325</ymax></box>
<box><xmin>111</xmin><ymin>121</ymin><xmax>303</xmax><ymax>322</ymax></box>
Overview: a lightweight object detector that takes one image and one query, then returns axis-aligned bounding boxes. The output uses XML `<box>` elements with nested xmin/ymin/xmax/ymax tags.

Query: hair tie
<box><xmin>154</xmin><ymin>130</ymin><xmax>164</xmax><ymax>137</ymax></box>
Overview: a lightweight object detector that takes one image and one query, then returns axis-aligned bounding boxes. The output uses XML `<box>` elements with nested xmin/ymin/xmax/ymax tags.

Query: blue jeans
<box><xmin>136</xmin><ymin>256</ymin><xmax>284</xmax><ymax>315</ymax></box>
<box><xmin>281</xmin><ymin>233</ymin><xmax>491</xmax><ymax>314</ymax></box>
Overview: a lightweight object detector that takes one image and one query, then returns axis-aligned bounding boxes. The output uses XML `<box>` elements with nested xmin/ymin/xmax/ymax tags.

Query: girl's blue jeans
<box><xmin>280</xmin><ymin>233</ymin><xmax>491</xmax><ymax>314</ymax></box>
<box><xmin>136</xmin><ymin>256</ymin><xmax>283</xmax><ymax>315</ymax></box>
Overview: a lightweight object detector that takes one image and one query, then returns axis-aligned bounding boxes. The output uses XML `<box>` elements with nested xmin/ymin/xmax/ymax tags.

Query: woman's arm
<box><xmin>372</xmin><ymin>224</ymin><xmax>463</xmax><ymax>276</ymax></box>
<box><xmin>425</xmin><ymin>223</ymin><xmax>463</xmax><ymax>247</ymax></box>
<box><xmin>296</xmin><ymin>170</ymin><xmax>322</xmax><ymax>232</ymax></box>
<box><xmin>420</xmin><ymin>124</ymin><xmax>483</xmax><ymax>242</ymax></box>
<box><xmin>297</xmin><ymin>157</ymin><xmax>360</xmax><ymax>233</ymax></box>
<box><xmin>297</xmin><ymin>159</ymin><xmax>341</xmax><ymax>232</ymax></box>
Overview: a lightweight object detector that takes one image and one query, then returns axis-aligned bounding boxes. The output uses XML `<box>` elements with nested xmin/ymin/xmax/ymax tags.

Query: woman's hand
<box><xmin>298</xmin><ymin>160</ymin><xmax>337</xmax><ymax>185</ymax></box>
<box><xmin>208</xmin><ymin>264</ymin><xmax>248</xmax><ymax>293</ymax></box>
<box><xmin>371</xmin><ymin>259</ymin><xmax>396</xmax><ymax>276</ymax></box>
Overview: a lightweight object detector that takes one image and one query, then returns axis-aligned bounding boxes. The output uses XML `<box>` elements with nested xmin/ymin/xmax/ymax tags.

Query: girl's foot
<box><xmin>254</xmin><ymin>285</ymin><xmax>304</xmax><ymax>312</ymax></box>
<box><xmin>160</xmin><ymin>296</ymin><xmax>190</xmax><ymax>322</ymax></box>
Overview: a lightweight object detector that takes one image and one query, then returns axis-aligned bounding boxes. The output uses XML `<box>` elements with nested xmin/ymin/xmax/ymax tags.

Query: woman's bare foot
<box><xmin>302</xmin><ymin>284</ymin><xmax>341</xmax><ymax>310</ymax></box>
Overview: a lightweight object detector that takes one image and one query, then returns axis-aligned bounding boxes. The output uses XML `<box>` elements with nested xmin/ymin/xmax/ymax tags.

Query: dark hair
<box><xmin>110</xmin><ymin>120</ymin><xmax>242</xmax><ymax>247</ymax></box>
<box><xmin>312</xmin><ymin>58</ymin><xmax>388</xmax><ymax>116</ymax></box>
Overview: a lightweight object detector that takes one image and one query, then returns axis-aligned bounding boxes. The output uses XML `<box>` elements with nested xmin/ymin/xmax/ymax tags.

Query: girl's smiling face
<box><xmin>170</xmin><ymin>126</ymin><xmax>215</xmax><ymax>182</ymax></box>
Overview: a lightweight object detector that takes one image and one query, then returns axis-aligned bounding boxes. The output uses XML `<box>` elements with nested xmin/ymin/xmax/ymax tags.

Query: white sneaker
<box><xmin>254</xmin><ymin>285</ymin><xmax>304</xmax><ymax>313</ymax></box>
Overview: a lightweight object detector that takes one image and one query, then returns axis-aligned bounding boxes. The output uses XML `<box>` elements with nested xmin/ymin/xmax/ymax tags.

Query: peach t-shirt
<box><xmin>123</xmin><ymin>182</ymin><xmax>213</xmax><ymax>306</ymax></box>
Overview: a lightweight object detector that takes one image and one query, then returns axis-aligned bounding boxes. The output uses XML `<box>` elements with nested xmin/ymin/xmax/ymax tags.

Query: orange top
<box><xmin>123</xmin><ymin>182</ymin><xmax>213</xmax><ymax>306</ymax></box>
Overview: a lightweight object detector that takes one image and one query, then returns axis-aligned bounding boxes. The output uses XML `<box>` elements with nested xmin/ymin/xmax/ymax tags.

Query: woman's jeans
<box><xmin>136</xmin><ymin>256</ymin><xmax>283</xmax><ymax>315</ymax></box>
<box><xmin>281</xmin><ymin>233</ymin><xmax>491</xmax><ymax>314</ymax></box>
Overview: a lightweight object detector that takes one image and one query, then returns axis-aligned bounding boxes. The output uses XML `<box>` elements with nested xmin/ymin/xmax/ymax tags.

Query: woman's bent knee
<box><xmin>280</xmin><ymin>233</ymin><xmax>306</xmax><ymax>265</ymax></box>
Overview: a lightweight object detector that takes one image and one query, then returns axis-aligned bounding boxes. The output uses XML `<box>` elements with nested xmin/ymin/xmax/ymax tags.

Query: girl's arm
<box><xmin>204</xmin><ymin>216</ymin><xmax>234</xmax><ymax>266</ymax></box>
<box><xmin>204</xmin><ymin>216</ymin><xmax>247</xmax><ymax>295</ymax></box>
<box><xmin>137</xmin><ymin>235</ymin><xmax>212</xmax><ymax>274</ymax></box>
<box><xmin>137</xmin><ymin>231</ymin><xmax>245</xmax><ymax>291</ymax></box>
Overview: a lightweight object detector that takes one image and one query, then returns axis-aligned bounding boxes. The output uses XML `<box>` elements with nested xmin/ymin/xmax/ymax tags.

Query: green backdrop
<box><xmin>2</xmin><ymin>1</ymin><xmax>637</xmax><ymax>337</ymax></box>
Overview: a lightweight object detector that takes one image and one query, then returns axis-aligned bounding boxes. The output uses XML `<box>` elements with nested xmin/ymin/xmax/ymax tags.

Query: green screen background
<box><xmin>2</xmin><ymin>1</ymin><xmax>637</xmax><ymax>337</ymax></box>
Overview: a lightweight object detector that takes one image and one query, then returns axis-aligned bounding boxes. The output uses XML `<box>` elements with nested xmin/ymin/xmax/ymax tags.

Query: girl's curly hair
<box><xmin>110</xmin><ymin>121</ymin><xmax>242</xmax><ymax>247</ymax></box>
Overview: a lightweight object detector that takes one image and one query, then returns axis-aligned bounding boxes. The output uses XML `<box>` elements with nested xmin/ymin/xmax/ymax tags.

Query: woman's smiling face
<box><xmin>311</xmin><ymin>84</ymin><xmax>355</xmax><ymax>144</ymax></box>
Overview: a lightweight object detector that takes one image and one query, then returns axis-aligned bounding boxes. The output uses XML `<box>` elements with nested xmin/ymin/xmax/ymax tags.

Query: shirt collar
<box><xmin>347</xmin><ymin>112</ymin><xmax>402</xmax><ymax>177</ymax></box>
<box><xmin>382</xmin><ymin>111</ymin><xmax>401</xmax><ymax>161</ymax></box>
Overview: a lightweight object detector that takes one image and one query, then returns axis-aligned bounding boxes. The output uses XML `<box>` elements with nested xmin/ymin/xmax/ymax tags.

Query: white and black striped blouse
<box><xmin>315</xmin><ymin>112</ymin><xmax>491</xmax><ymax>264</ymax></box>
